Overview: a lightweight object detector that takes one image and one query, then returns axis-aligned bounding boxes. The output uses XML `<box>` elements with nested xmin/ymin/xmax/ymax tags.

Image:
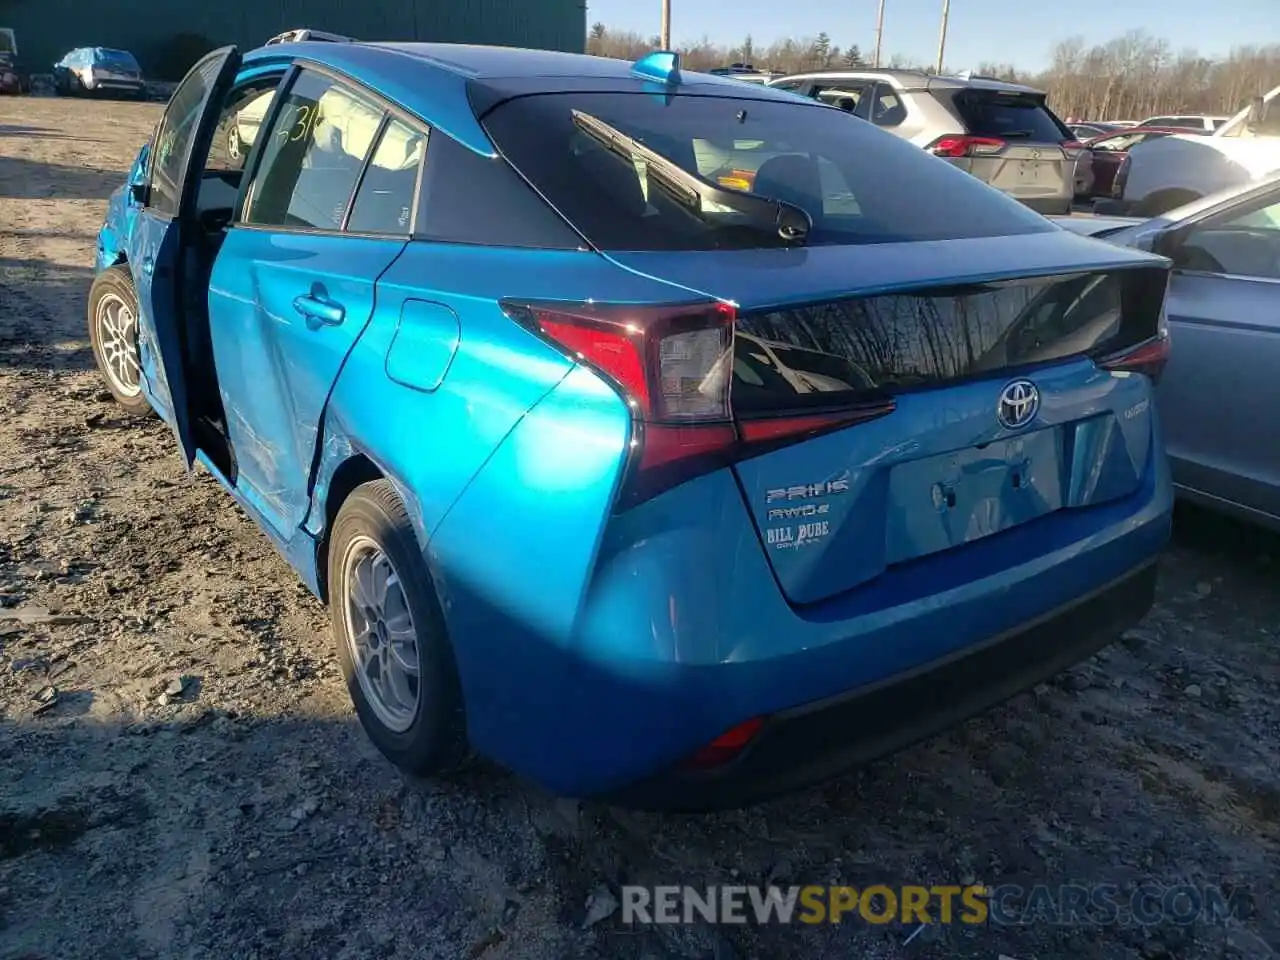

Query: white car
<box><xmin>1100</xmin><ymin>85</ymin><xmax>1280</xmax><ymax>216</ymax></box>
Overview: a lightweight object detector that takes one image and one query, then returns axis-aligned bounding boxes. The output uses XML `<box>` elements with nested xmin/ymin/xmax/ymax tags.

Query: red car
<box><xmin>1084</xmin><ymin>126</ymin><xmax>1205</xmax><ymax>197</ymax></box>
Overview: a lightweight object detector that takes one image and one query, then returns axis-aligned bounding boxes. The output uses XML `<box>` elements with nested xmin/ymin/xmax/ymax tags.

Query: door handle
<box><xmin>293</xmin><ymin>290</ymin><xmax>346</xmax><ymax>330</ymax></box>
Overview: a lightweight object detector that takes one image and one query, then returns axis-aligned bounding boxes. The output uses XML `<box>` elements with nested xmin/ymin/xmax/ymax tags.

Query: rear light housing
<box><xmin>1060</xmin><ymin>139</ymin><xmax>1087</xmax><ymax>159</ymax></box>
<box><xmin>502</xmin><ymin>300</ymin><xmax>896</xmax><ymax>508</ymax></box>
<box><xmin>679</xmin><ymin>716</ymin><xmax>766</xmax><ymax>770</ymax></box>
<box><xmin>925</xmin><ymin>134</ymin><xmax>1006</xmax><ymax>158</ymax></box>
<box><xmin>1098</xmin><ymin>332</ymin><xmax>1170</xmax><ymax>383</ymax></box>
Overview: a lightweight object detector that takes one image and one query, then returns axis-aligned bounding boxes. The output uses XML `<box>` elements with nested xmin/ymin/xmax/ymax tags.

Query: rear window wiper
<box><xmin>570</xmin><ymin>109</ymin><xmax>812</xmax><ymax>244</ymax></box>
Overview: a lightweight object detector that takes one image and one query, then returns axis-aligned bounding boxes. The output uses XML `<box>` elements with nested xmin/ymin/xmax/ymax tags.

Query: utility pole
<box><xmin>935</xmin><ymin>0</ymin><xmax>951</xmax><ymax>73</ymax></box>
<box><xmin>872</xmin><ymin>0</ymin><xmax>886</xmax><ymax>67</ymax></box>
<box><xmin>660</xmin><ymin>0</ymin><xmax>671</xmax><ymax>48</ymax></box>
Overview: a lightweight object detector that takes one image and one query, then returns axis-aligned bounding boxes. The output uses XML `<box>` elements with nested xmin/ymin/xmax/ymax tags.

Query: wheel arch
<box><xmin>1135</xmin><ymin>187</ymin><xmax>1202</xmax><ymax>218</ymax></box>
<box><xmin>314</xmin><ymin>452</ymin><xmax>386</xmax><ymax>603</ymax></box>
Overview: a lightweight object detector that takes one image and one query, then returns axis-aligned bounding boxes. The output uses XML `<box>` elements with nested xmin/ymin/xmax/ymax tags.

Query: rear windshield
<box><xmin>481</xmin><ymin>92</ymin><xmax>1055</xmax><ymax>252</ymax></box>
<box><xmin>943</xmin><ymin>90</ymin><xmax>1069</xmax><ymax>142</ymax></box>
<box><xmin>96</xmin><ymin>49</ymin><xmax>139</xmax><ymax>71</ymax></box>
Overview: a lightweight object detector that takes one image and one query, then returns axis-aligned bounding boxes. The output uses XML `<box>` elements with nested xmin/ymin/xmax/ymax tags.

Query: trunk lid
<box><xmin>604</xmin><ymin>233</ymin><xmax>1169</xmax><ymax>604</ymax></box>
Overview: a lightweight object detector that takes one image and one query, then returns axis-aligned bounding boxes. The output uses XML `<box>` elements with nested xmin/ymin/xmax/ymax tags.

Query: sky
<box><xmin>583</xmin><ymin>0</ymin><xmax>1275</xmax><ymax>72</ymax></box>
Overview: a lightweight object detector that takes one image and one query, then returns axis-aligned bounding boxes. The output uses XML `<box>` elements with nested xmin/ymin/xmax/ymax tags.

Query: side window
<box><xmin>1177</xmin><ymin>196</ymin><xmax>1280</xmax><ymax>280</ymax></box>
<box><xmin>814</xmin><ymin>83</ymin><xmax>870</xmax><ymax>116</ymax></box>
<box><xmin>870</xmin><ymin>84</ymin><xmax>907</xmax><ymax>127</ymax></box>
<box><xmin>346</xmin><ymin>116</ymin><xmax>425</xmax><ymax>234</ymax></box>
<box><xmin>149</xmin><ymin>54</ymin><xmax>223</xmax><ymax>216</ymax></box>
<box><xmin>415</xmin><ymin>133</ymin><xmax>582</xmax><ymax>249</ymax></box>
<box><xmin>244</xmin><ymin>70</ymin><xmax>383</xmax><ymax>231</ymax></box>
<box><xmin>207</xmin><ymin>81</ymin><xmax>282</xmax><ymax>175</ymax></box>
<box><xmin>770</xmin><ymin>79</ymin><xmax>808</xmax><ymax>95</ymax></box>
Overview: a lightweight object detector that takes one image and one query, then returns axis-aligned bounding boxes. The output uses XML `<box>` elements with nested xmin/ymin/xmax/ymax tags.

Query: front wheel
<box><xmin>87</xmin><ymin>265</ymin><xmax>152</xmax><ymax>417</ymax></box>
<box><xmin>328</xmin><ymin>480</ymin><xmax>468</xmax><ymax>776</ymax></box>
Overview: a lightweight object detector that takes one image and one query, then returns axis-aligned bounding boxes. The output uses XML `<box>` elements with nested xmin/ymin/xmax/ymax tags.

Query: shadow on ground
<box><xmin>0</xmin><ymin>256</ymin><xmax>96</xmax><ymax>373</ymax></box>
<box><xmin>0</xmin><ymin>155</ymin><xmax>121</xmax><ymax>200</ymax></box>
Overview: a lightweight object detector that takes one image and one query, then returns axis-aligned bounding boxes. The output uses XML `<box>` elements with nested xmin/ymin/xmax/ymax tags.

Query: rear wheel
<box><xmin>327</xmin><ymin>480</ymin><xmax>468</xmax><ymax>776</ymax></box>
<box><xmin>1135</xmin><ymin>189</ymin><xmax>1200</xmax><ymax>218</ymax></box>
<box><xmin>87</xmin><ymin>265</ymin><xmax>151</xmax><ymax>417</ymax></box>
<box><xmin>226</xmin><ymin>125</ymin><xmax>245</xmax><ymax>166</ymax></box>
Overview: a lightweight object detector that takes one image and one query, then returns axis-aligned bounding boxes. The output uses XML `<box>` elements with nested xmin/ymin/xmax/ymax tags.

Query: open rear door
<box><xmin>126</xmin><ymin>46</ymin><xmax>241</xmax><ymax>468</ymax></box>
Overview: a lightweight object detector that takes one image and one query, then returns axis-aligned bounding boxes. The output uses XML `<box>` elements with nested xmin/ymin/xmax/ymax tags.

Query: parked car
<box><xmin>53</xmin><ymin>47</ymin><xmax>144</xmax><ymax>98</ymax></box>
<box><xmin>1084</xmin><ymin>127</ymin><xmax>1199</xmax><ymax>198</ymax></box>
<box><xmin>0</xmin><ymin>51</ymin><xmax>20</xmax><ymax>94</ymax></box>
<box><xmin>1135</xmin><ymin>114</ymin><xmax>1230</xmax><ymax>133</ymax></box>
<box><xmin>1070</xmin><ymin>121</ymin><xmax>1124</xmax><ymax>139</ymax></box>
<box><xmin>709</xmin><ymin>63</ymin><xmax>781</xmax><ymax>84</ymax></box>
<box><xmin>1097</xmin><ymin>85</ymin><xmax>1280</xmax><ymax>217</ymax></box>
<box><xmin>1057</xmin><ymin>175</ymin><xmax>1280</xmax><ymax>530</ymax></box>
<box><xmin>768</xmin><ymin>68</ymin><xmax>1085</xmax><ymax>215</ymax></box>
<box><xmin>90</xmin><ymin>42</ymin><xmax>1173</xmax><ymax>810</ymax></box>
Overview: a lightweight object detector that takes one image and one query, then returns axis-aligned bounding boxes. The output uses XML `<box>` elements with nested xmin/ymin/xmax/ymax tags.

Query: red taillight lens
<box><xmin>926</xmin><ymin>134</ymin><xmax>1006</xmax><ymax>158</ymax></box>
<box><xmin>1061</xmin><ymin>139</ymin><xmax>1086</xmax><ymax>159</ymax></box>
<box><xmin>680</xmin><ymin>716</ymin><xmax>765</xmax><ymax>770</ymax></box>
<box><xmin>503</xmin><ymin>300</ymin><xmax>896</xmax><ymax>507</ymax></box>
<box><xmin>1099</xmin><ymin>333</ymin><xmax>1170</xmax><ymax>382</ymax></box>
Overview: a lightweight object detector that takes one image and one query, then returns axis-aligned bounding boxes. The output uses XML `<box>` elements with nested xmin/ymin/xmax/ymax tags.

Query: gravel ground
<box><xmin>0</xmin><ymin>97</ymin><xmax>1277</xmax><ymax>960</ymax></box>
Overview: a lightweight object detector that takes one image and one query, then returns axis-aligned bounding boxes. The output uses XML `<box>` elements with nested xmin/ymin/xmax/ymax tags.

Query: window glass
<box><xmin>414</xmin><ymin>134</ymin><xmax>583</xmax><ymax>248</ymax></box>
<box><xmin>1179</xmin><ymin>197</ymin><xmax>1280</xmax><ymax>280</ymax></box>
<box><xmin>814</xmin><ymin>84</ymin><xmax>868</xmax><ymax>114</ymax></box>
<box><xmin>347</xmin><ymin>116</ymin><xmax>425</xmax><ymax>234</ymax></box>
<box><xmin>949</xmin><ymin>90</ymin><xmax>1069</xmax><ymax>141</ymax></box>
<box><xmin>482</xmin><ymin>91</ymin><xmax>1054</xmax><ymax>251</ymax></box>
<box><xmin>244</xmin><ymin>70</ymin><xmax>383</xmax><ymax>230</ymax></box>
<box><xmin>206</xmin><ymin>83</ymin><xmax>280</xmax><ymax>175</ymax></box>
<box><xmin>150</xmin><ymin>54</ymin><xmax>224</xmax><ymax>216</ymax></box>
<box><xmin>870</xmin><ymin>85</ymin><xmax>906</xmax><ymax>126</ymax></box>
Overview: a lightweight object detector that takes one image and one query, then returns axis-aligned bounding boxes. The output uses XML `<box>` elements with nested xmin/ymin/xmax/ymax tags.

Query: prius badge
<box><xmin>997</xmin><ymin>379</ymin><xmax>1039</xmax><ymax>430</ymax></box>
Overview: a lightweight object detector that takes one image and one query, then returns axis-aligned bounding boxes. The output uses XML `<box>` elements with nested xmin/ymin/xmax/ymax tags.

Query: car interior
<box><xmin>178</xmin><ymin>73</ymin><xmax>286</xmax><ymax>479</ymax></box>
<box><xmin>1173</xmin><ymin>199</ymin><xmax>1280</xmax><ymax>280</ymax></box>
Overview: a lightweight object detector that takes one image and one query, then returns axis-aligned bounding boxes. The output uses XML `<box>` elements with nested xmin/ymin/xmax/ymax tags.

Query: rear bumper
<box><xmin>1020</xmin><ymin>196</ymin><xmax>1074</xmax><ymax>215</ymax></box>
<box><xmin>606</xmin><ymin>559</ymin><xmax>1157</xmax><ymax>811</ymax></box>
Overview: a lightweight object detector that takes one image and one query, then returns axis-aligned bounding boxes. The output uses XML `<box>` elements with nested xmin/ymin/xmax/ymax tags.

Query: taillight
<box><xmin>1061</xmin><ymin>140</ymin><xmax>1086</xmax><ymax>159</ymax></box>
<box><xmin>1098</xmin><ymin>333</ymin><xmax>1171</xmax><ymax>383</ymax></box>
<box><xmin>925</xmin><ymin>134</ymin><xmax>1006</xmax><ymax>158</ymax></box>
<box><xmin>502</xmin><ymin>300</ymin><xmax>896</xmax><ymax>507</ymax></box>
<box><xmin>680</xmin><ymin>716</ymin><xmax>765</xmax><ymax>770</ymax></box>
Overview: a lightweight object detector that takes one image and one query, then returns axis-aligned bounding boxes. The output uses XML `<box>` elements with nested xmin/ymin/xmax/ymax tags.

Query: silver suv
<box><xmin>767</xmin><ymin>69</ymin><xmax>1082</xmax><ymax>215</ymax></box>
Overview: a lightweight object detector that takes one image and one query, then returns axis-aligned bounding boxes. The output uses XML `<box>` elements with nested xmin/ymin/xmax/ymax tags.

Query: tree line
<box><xmin>586</xmin><ymin>25</ymin><xmax>1279</xmax><ymax>122</ymax></box>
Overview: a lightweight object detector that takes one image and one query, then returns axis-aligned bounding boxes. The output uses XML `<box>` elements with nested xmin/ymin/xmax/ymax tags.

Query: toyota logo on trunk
<box><xmin>997</xmin><ymin>380</ymin><xmax>1039</xmax><ymax>429</ymax></box>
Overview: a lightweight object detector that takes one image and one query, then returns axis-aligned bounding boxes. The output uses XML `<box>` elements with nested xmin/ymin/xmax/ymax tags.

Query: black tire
<box><xmin>1135</xmin><ymin>189</ymin><xmax>1200</xmax><ymax>218</ymax></box>
<box><xmin>327</xmin><ymin>480</ymin><xmax>468</xmax><ymax>776</ymax></box>
<box><xmin>87</xmin><ymin>264</ymin><xmax>152</xmax><ymax>417</ymax></box>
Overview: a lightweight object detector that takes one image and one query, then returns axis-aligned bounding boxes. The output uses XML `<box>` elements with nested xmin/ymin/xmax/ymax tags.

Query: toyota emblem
<box><xmin>997</xmin><ymin>380</ymin><xmax>1040</xmax><ymax>430</ymax></box>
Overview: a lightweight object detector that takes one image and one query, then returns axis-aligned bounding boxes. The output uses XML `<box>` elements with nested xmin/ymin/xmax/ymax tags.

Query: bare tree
<box><xmin>585</xmin><ymin>23</ymin><xmax>1279</xmax><ymax>120</ymax></box>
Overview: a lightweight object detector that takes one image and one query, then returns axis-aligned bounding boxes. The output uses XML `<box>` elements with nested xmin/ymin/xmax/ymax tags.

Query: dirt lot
<box><xmin>0</xmin><ymin>97</ymin><xmax>1277</xmax><ymax>960</ymax></box>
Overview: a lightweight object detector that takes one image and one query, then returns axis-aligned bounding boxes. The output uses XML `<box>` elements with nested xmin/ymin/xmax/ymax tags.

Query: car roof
<box><xmin>767</xmin><ymin>68</ymin><xmax>1046</xmax><ymax>95</ymax></box>
<box><xmin>242</xmin><ymin>42</ymin><xmax>819</xmax><ymax>157</ymax></box>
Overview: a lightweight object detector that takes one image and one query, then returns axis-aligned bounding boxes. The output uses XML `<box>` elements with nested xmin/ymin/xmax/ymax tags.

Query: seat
<box><xmin>751</xmin><ymin>154</ymin><xmax>824</xmax><ymax>223</ymax></box>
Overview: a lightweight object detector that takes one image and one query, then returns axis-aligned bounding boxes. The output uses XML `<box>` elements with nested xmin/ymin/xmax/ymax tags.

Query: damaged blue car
<box><xmin>90</xmin><ymin>41</ymin><xmax>1174</xmax><ymax>810</ymax></box>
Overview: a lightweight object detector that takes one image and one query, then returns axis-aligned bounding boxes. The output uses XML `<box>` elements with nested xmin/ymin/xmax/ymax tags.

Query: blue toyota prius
<box><xmin>88</xmin><ymin>40</ymin><xmax>1174</xmax><ymax>810</ymax></box>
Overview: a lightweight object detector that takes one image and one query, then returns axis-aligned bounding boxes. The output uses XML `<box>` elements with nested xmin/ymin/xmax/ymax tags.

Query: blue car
<box><xmin>88</xmin><ymin>41</ymin><xmax>1174</xmax><ymax>809</ymax></box>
